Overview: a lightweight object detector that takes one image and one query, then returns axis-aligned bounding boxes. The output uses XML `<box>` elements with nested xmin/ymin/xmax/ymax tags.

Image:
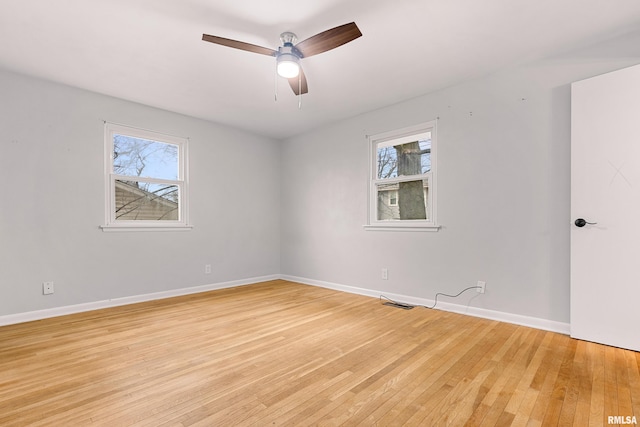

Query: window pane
<box><xmin>419</xmin><ymin>139</ymin><xmax>431</xmax><ymax>173</ymax></box>
<box><xmin>377</xmin><ymin>146</ymin><xmax>398</xmax><ymax>179</ymax></box>
<box><xmin>115</xmin><ymin>180</ymin><xmax>179</xmax><ymax>221</ymax></box>
<box><xmin>376</xmin><ymin>137</ymin><xmax>431</xmax><ymax>179</ymax></box>
<box><xmin>377</xmin><ymin>183</ymin><xmax>399</xmax><ymax>219</ymax></box>
<box><xmin>113</xmin><ymin>135</ymin><xmax>178</xmax><ymax>180</ymax></box>
<box><xmin>377</xmin><ymin>179</ymin><xmax>429</xmax><ymax>221</ymax></box>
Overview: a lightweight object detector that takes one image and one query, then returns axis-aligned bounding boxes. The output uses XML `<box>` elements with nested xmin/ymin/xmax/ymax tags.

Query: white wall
<box><xmin>0</xmin><ymin>69</ymin><xmax>281</xmax><ymax>317</ymax></box>
<box><xmin>2</xmin><ymin>30</ymin><xmax>640</xmax><ymax>326</ymax></box>
<box><xmin>280</xmin><ymin>35</ymin><xmax>640</xmax><ymax>324</ymax></box>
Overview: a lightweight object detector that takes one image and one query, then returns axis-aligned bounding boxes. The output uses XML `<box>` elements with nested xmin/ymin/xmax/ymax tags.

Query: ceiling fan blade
<box><xmin>288</xmin><ymin>67</ymin><xmax>308</xmax><ymax>95</ymax></box>
<box><xmin>294</xmin><ymin>22</ymin><xmax>362</xmax><ymax>58</ymax></box>
<box><xmin>202</xmin><ymin>34</ymin><xmax>277</xmax><ymax>56</ymax></box>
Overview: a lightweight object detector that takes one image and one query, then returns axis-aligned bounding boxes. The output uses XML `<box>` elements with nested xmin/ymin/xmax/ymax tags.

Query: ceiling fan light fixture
<box><xmin>277</xmin><ymin>53</ymin><xmax>300</xmax><ymax>78</ymax></box>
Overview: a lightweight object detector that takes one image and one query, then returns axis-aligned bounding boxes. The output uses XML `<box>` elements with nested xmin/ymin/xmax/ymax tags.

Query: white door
<box><xmin>571</xmin><ymin>64</ymin><xmax>640</xmax><ymax>352</ymax></box>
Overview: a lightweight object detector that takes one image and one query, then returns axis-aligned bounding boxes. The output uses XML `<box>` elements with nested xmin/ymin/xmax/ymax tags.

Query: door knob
<box><xmin>575</xmin><ymin>218</ymin><xmax>597</xmax><ymax>227</ymax></box>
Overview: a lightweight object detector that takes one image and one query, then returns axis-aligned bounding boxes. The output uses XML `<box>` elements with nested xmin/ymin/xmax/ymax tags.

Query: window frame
<box><xmin>365</xmin><ymin>120</ymin><xmax>439</xmax><ymax>231</ymax></box>
<box><xmin>101</xmin><ymin>122</ymin><xmax>191</xmax><ymax>232</ymax></box>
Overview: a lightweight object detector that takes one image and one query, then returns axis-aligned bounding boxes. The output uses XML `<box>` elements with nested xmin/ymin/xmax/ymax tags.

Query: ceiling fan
<box><xmin>202</xmin><ymin>22</ymin><xmax>362</xmax><ymax>96</ymax></box>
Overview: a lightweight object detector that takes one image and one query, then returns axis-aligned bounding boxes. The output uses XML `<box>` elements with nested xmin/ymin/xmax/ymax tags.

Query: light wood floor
<box><xmin>1</xmin><ymin>280</ymin><xmax>638</xmax><ymax>426</ymax></box>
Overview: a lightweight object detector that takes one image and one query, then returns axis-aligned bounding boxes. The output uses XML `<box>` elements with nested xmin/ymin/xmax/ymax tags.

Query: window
<box><xmin>366</xmin><ymin>120</ymin><xmax>438</xmax><ymax>231</ymax></box>
<box><xmin>388</xmin><ymin>190</ymin><xmax>398</xmax><ymax>206</ymax></box>
<box><xmin>102</xmin><ymin>123</ymin><xmax>190</xmax><ymax>231</ymax></box>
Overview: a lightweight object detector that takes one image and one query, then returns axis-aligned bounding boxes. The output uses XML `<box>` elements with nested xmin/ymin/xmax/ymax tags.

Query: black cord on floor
<box><xmin>380</xmin><ymin>286</ymin><xmax>481</xmax><ymax>310</ymax></box>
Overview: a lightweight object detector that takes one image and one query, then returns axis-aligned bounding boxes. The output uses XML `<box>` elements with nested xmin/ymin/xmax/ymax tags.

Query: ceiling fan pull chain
<box><xmin>298</xmin><ymin>74</ymin><xmax>302</xmax><ymax>109</ymax></box>
<box><xmin>274</xmin><ymin>64</ymin><xmax>279</xmax><ymax>102</ymax></box>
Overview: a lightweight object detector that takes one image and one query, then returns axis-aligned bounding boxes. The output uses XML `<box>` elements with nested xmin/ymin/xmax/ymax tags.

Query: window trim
<box><xmin>365</xmin><ymin>120</ymin><xmax>439</xmax><ymax>231</ymax></box>
<box><xmin>100</xmin><ymin>122</ymin><xmax>192</xmax><ymax>232</ymax></box>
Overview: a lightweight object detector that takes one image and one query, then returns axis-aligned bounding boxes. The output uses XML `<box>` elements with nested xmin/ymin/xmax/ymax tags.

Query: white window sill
<box><xmin>363</xmin><ymin>224</ymin><xmax>440</xmax><ymax>232</ymax></box>
<box><xmin>100</xmin><ymin>224</ymin><xmax>194</xmax><ymax>232</ymax></box>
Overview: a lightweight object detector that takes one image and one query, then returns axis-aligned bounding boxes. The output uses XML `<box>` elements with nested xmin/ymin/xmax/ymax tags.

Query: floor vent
<box><xmin>382</xmin><ymin>302</ymin><xmax>414</xmax><ymax>310</ymax></box>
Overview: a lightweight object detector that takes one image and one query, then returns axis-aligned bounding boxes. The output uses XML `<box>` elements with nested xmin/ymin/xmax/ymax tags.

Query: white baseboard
<box><xmin>1</xmin><ymin>274</ymin><xmax>570</xmax><ymax>335</ymax></box>
<box><xmin>281</xmin><ymin>275</ymin><xmax>571</xmax><ymax>335</ymax></box>
<box><xmin>0</xmin><ymin>274</ymin><xmax>280</xmax><ymax>327</ymax></box>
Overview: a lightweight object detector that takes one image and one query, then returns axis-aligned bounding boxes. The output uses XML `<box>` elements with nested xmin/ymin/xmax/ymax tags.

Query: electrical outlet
<box><xmin>382</xmin><ymin>268</ymin><xmax>388</xmax><ymax>280</ymax></box>
<box><xmin>205</xmin><ymin>264</ymin><xmax>212</xmax><ymax>274</ymax></box>
<box><xmin>477</xmin><ymin>280</ymin><xmax>486</xmax><ymax>294</ymax></box>
<box><xmin>43</xmin><ymin>281</ymin><xmax>54</xmax><ymax>295</ymax></box>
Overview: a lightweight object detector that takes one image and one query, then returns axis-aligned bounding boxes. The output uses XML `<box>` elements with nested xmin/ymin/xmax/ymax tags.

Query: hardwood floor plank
<box><xmin>509</xmin><ymin>388</ymin><xmax>539</xmax><ymax>426</ymax></box>
<box><xmin>503</xmin><ymin>331</ymin><xmax>551</xmax><ymax>417</ymax></box>
<box><xmin>0</xmin><ymin>280</ymin><xmax>637</xmax><ymax>426</ymax></box>
<box><xmin>588</xmin><ymin>337</ymin><xmax>607</xmax><ymax>427</ymax></box>
<box><xmin>570</xmin><ymin>340</ymin><xmax>592</xmax><ymax>427</ymax></box>
<box><xmin>626</xmin><ymin>350</ymin><xmax>640</xmax><ymax>418</ymax></box>
<box><xmin>615</xmin><ymin>347</ymin><xmax>635</xmax><ymax>421</ymax></box>
<box><xmin>604</xmin><ymin>345</ymin><xmax>620</xmax><ymax>423</ymax></box>
<box><xmin>541</xmin><ymin>336</ymin><xmax>578</xmax><ymax>425</ymax></box>
<box><xmin>527</xmin><ymin>333</ymin><xmax>570</xmax><ymax>424</ymax></box>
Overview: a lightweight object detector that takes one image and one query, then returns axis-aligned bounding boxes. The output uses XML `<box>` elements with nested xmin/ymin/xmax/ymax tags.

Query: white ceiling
<box><xmin>2</xmin><ymin>0</ymin><xmax>640</xmax><ymax>139</ymax></box>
